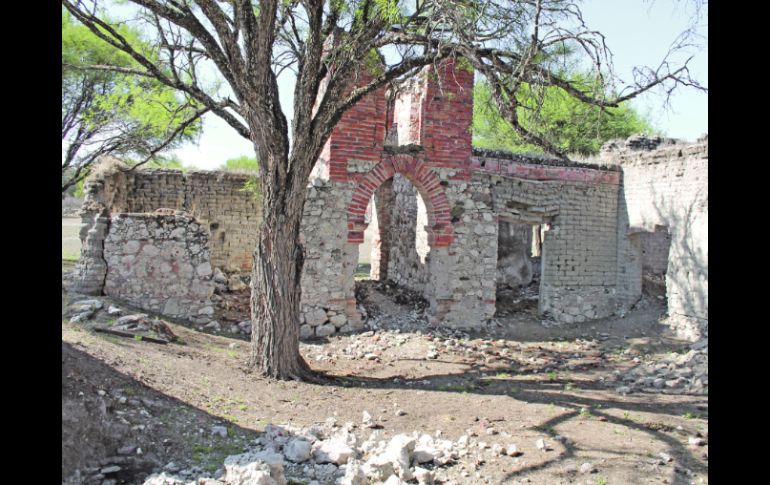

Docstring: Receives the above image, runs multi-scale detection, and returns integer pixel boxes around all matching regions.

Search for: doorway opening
[495,220,547,318]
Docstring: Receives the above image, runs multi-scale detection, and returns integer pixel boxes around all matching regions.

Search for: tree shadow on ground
[62,341,260,484]
[310,358,706,485]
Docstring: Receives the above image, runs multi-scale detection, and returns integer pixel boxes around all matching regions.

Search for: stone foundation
[102,211,215,323]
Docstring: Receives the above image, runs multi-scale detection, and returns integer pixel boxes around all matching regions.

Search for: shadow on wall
[651,185,708,339]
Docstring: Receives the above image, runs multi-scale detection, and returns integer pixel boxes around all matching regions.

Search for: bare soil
[62,262,707,485]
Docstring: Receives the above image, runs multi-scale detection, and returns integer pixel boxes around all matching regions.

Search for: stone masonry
[102,211,215,323]
[74,59,707,341]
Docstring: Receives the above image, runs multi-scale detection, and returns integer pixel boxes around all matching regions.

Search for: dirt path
[62,271,707,485]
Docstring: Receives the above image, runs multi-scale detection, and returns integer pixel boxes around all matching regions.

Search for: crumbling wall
[474,153,623,323]
[102,211,215,323]
[85,169,260,272]
[370,179,394,280]
[298,180,360,338]
[605,136,708,340]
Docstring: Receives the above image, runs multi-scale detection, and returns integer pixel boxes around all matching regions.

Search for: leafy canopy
[61,8,204,192]
[473,76,655,156]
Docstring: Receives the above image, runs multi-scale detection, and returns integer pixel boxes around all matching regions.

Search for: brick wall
[84,168,261,272]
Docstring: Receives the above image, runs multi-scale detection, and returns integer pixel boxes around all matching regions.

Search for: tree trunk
[248,192,314,380]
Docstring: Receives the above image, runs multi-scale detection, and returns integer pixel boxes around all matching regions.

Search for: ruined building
[73,60,708,341]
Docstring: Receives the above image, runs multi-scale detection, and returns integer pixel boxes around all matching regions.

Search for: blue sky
[172,0,708,169]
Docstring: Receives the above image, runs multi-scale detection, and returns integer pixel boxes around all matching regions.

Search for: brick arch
[346,153,453,246]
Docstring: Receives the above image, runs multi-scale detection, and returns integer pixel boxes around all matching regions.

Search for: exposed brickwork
[80,168,260,272]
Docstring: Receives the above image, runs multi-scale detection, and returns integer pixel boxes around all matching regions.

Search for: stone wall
[83,168,260,272]
[476,156,623,323]
[102,211,215,323]
[605,137,708,340]
[71,60,706,338]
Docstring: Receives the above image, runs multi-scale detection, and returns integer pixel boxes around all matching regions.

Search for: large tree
[62,8,205,193]
[62,0,705,380]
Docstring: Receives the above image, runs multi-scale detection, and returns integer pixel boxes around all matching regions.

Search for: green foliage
[220,156,259,173]
[62,8,203,190]
[472,76,655,156]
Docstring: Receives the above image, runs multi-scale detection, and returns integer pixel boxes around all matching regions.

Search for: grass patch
[192,442,244,472]
[441,383,474,393]
[62,252,80,262]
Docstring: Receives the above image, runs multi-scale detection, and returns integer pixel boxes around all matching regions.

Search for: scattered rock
[283,438,312,463]
[505,444,522,457]
[688,437,706,446]
[313,440,354,465]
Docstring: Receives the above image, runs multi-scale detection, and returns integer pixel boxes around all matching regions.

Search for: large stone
[383,434,416,481]
[305,308,328,327]
[315,324,336,338]
[299,324,314,339]
[338,459,367,485]
[313,440,354,465]
[224,450,286,485]
[283,438,312,463]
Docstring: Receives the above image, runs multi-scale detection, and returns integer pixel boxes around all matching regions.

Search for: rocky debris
[212,426,228,438]
[612,346,708,395]
[68,298,105,321]
[147,417,525,485]
[688,437,706,446]
[228,275,248,292]
[313,440,354,465]
[284,438,312,463]
[222,450,286,485]
[90,313,177,343]
[237,320,252,335]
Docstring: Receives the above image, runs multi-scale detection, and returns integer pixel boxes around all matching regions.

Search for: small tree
[63,0,705,380]
[61,8,206,193]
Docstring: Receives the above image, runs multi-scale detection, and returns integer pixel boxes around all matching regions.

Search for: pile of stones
[143,414,534,485]
[611,341,708,395]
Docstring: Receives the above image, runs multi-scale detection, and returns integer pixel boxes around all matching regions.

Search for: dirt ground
[62,261,707,485]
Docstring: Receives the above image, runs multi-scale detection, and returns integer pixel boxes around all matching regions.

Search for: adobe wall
[604,136,708,340]
[78,168,260,272]
[470,153,623,323]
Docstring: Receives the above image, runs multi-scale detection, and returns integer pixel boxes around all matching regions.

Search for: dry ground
[62,261,707,485]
